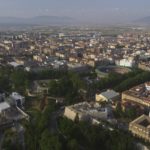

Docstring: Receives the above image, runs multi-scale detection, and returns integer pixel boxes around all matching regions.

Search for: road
[0,131,4,150]
[14,122,25,150]
[50,108,64,133]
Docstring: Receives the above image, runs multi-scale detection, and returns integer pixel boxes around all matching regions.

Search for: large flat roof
[123,82,150,102]
[0,102,10,113]
[100,90,119,99]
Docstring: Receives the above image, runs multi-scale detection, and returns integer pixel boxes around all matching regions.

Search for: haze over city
[0,0,150,24]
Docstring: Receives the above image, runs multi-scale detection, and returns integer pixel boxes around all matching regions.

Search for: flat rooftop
[139,119,150,127]
[123,82,150,102]
[130,114,150,129]
[70,102,107,114]
[0,107,28,126]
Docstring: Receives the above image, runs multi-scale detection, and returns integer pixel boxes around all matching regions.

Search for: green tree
[67,139,79,150]
[40,130,62,150]
[11,70,28,93]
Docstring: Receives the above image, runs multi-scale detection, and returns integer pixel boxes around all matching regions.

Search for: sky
[0,0,150,23]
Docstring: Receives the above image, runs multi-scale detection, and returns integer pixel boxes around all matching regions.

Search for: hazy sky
[0,0,150,23]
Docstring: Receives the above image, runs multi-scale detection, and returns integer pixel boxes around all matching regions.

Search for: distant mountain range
[1,15,150,26]
[135,16,150,25]
[0,16,75,25]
